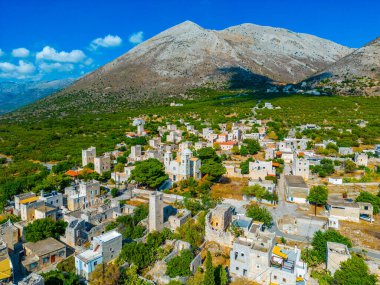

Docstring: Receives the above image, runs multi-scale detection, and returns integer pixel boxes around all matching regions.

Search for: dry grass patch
[339,219,380,250]
[211,177,248,200]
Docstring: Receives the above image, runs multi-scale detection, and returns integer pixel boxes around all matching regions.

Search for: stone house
[82,146,96,166]
[18,273,44,285]
[94,155,111,175]
[22,238,66,274]
[354,153,368,166]
[0,220,19,250]
[205,204,235,247]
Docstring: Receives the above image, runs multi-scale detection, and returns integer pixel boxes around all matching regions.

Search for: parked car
[359,214,375,222]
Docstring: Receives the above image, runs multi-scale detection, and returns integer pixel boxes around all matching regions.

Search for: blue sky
[0,0,379,82]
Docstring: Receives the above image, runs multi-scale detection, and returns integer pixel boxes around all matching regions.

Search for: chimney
[40,190,44,197]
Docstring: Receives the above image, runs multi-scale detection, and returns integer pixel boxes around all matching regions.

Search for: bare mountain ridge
[8,21,357,117]
[315,36,380,79]
[62,21,352,95]
[306,37,380,95]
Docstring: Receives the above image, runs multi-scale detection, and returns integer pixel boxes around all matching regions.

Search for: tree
[231,146,240,155]
[196,147,219,161]
[121,264,150,285]
[332,254,377,285]
[242,139,261,155]
[166,249,193,277]
[90,263,120,285]
[240,145,248,156]
[307,185,328,216]
[130,158,168,188]
[203,251,215,285]
[355,191,380,214]
[57,256,75,273]
[245,204,272,227]
[25,218,67,242]
[200,160,226,181]
[214,265,228,285]
[344,160,356,173]
[41,270,80,285]
[114,162,125,173]
[242,184,268,202]
[240,158,253,174]
[307,230,352,265]
[111,188,119,198]
[116,155,127,164]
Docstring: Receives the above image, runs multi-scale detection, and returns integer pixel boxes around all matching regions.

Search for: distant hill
[305,37,380,95]
[9,21,353,117]
[0,78,75,114]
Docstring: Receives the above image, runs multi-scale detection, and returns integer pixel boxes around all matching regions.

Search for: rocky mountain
[13,21,352,116]
[66,21,351,93]
[0,78,75,114]
[306,37,380,95]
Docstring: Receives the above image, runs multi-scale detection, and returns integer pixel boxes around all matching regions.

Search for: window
[42,257,49,263]
[94,261,97,266]
[59,251,65,257]
[283,278,286,282]
[273,275,277,280]
[241,253,244,257]
[236,267,239,270]
[30,262,38,269]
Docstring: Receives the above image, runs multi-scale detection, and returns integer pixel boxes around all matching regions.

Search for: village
[0,102,379,285]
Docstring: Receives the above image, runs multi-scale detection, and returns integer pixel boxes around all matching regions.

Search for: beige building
[65,180,100,211]
[22,238,66,274]
[0,220,19,250]
[328,201,373,223]
[249,160,275,180]
[94,155,111,175]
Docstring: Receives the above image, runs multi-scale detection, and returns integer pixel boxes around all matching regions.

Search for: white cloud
[0,60,36,79]
[12,47,30,58]
[39,62,74,73]
[36,46,86,63]
[129,31,144,44]
[90,34,122,50]
[0,49,4,57]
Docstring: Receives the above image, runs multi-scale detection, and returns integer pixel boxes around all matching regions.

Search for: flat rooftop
[76,248,102,263]
[24,237,65,256]
[95,230,121,243]
[285,175,308,188]
[327,242,350,255]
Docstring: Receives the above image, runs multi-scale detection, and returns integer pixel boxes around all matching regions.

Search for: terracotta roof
[65,170,79,177]
[272,162,280,167]
[65,169,94,177]
[216,141,237,146]
[276,151,282,155]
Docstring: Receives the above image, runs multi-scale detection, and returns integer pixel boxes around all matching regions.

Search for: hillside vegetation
[0,90,379,162]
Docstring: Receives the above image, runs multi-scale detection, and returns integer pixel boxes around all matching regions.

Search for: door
[51,255,56,263]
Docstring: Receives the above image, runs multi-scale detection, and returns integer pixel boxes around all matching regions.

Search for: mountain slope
[306,37,380,95]
[0,78,75,114]
[7,21,353,117]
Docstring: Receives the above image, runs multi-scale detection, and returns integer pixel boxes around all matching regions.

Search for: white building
[82,146,96,166]
[292,155,309,180]
[249,160,275,180]
[165,149,201,182]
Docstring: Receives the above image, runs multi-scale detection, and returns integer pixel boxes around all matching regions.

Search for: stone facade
[82,146,96,166]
